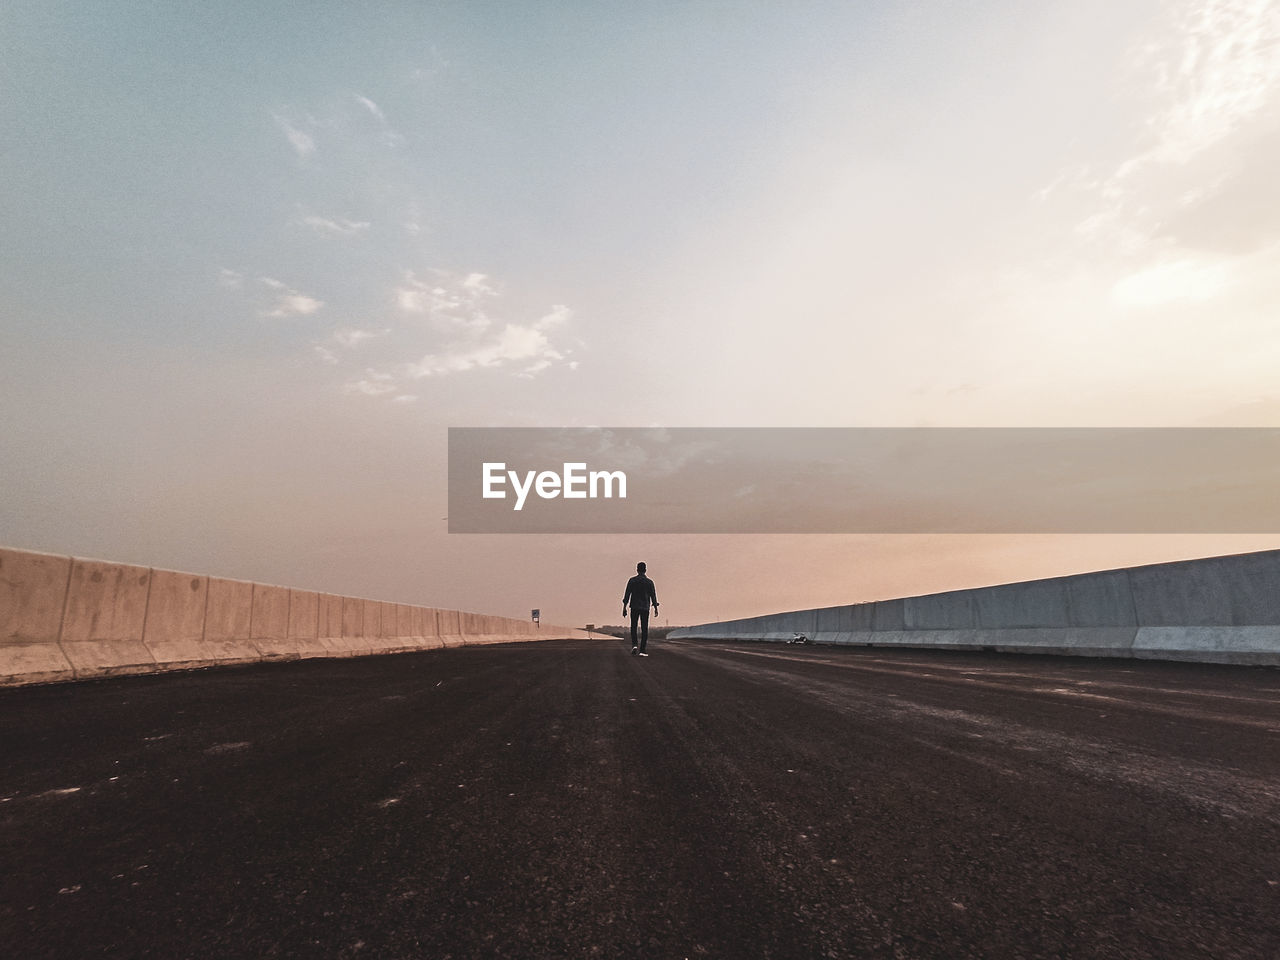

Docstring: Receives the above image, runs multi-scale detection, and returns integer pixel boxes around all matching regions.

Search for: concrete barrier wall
[670,548,1280,666]
[0,546,592,686]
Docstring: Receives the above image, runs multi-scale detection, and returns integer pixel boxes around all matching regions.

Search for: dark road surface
[3,639,1279,959]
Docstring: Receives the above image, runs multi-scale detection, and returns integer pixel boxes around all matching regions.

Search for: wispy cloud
[1136,0,1280,168]
[332,326,389,348]
[354,95,386,122]
[1063,0,1280,258]
[314,326,389,364]
[297,214,371,236]
[350,92,403,147]
[219,270,324,318]
[324,270,578,395]
[408,305,571,378]
[272,113,316,158]
[396,270,496,332]
[943,0,1280,415]
[260,277,323,318]
[266,293,323,318]
[344,371,398,396]
[343,373,417,404]
[1111,256,1233,307]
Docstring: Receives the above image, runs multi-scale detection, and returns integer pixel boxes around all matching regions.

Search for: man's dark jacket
[623,574,658,612]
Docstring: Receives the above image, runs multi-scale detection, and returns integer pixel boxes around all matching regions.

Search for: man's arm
[649,580,659,609]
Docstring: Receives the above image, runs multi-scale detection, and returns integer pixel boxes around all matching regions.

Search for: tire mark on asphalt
[665,644,1280,822]
[678,643,1280,734]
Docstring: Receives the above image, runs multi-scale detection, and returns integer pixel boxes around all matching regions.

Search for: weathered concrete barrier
[670,549,1280,666]
[0,546,592,686]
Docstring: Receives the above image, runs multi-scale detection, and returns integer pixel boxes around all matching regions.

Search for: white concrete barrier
[317,593,347,656]
[671,548,1280,666]
[288,589,329,659]
[0,546,593,686]
[201,577,262,666]
[60,559,155,678]
[142,569,213,670]
[0,548,74,683]
[438,609,464,648]
[250,583,293,660]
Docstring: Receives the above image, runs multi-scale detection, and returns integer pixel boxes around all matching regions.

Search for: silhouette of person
[623,561,659,656]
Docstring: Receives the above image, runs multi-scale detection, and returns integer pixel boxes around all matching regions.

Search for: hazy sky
[3,0,1280,627]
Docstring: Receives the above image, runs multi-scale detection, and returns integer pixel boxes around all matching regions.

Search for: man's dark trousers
[630,607,649,652]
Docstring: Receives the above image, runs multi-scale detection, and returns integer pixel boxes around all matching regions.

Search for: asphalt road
[2,639,1278,959]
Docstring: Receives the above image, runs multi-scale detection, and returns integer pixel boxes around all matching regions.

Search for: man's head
[637,562,646,574]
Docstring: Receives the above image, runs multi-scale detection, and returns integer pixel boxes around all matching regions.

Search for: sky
[3,0,1280,628]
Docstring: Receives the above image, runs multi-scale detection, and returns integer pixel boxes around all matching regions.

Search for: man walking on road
[623,562,659,657]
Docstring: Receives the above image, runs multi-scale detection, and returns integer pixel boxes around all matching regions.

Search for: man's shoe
[631,646,638,655]
[638,652,649,657]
